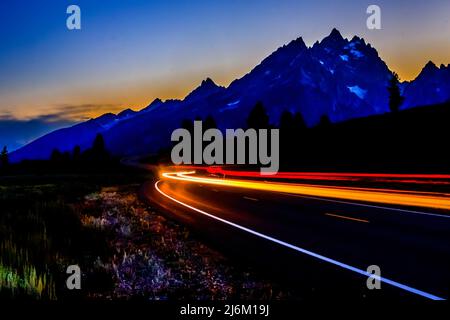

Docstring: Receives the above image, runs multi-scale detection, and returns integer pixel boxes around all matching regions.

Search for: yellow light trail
[161,171,450,211]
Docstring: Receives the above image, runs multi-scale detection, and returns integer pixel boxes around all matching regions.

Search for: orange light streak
[161,171,450,211]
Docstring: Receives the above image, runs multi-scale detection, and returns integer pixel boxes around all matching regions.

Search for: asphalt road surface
[140,169,450,301]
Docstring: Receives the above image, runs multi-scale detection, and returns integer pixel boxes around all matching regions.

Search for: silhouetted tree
[247,102,270,129]
[181,119,194,133]
[318,114,331,128]
[293,112,307,131]
[50,149,63,162]
[93,134,105,153]
[279,111,307,166]
[72,145,81,162]
[280,111,306,133]
[280,111,295,164]
[280,111,295,132]
[388,72,404,113]
[204,115,217,131]
[91,133,110,162]
[241,102,271,166]
[0,146,8,168]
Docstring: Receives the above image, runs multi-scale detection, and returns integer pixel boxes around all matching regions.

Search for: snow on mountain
[347,85,367,99]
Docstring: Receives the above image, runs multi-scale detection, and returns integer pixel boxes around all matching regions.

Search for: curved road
[140,168,450,300]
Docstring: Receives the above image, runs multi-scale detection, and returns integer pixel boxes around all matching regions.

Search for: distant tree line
[50,133,114,169]
[0,133,117,175]
[50,133,111,166]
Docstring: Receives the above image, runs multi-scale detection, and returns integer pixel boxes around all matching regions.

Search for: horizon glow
[1,0,450,122]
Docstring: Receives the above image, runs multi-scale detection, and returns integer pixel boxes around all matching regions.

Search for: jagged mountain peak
[150,97,163,105]
[312,28,348,53]
[261,36,307,62]
[350,35,366,45]
[140,98,163,112]
[94,112,116,122]
[286,36,307,49]
[417,61,439,78]
[254,36,308,69]
[424,60,438,70]
[200,77,218,88]
[184,77,224,101]
[117,108,136,118]
[324,28,344,42]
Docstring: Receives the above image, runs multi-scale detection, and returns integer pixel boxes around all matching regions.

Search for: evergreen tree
[280,111,295,163]
[73,145,81,162]
[388,72,404,113]
[293,112,307,132]
[280,111,307,137]
[280,111,295,132]
[0,146,8,167]
[91,133,109,162]
[247,102,270,129]
[318,114,331,128]
[181,119,194,133]
[50,149,63,162]
[93,134,105,153]
[279,111,307,165]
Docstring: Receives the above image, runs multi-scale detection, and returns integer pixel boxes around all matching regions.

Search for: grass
[0,168,290,300]
[0,183,79,299]
[0,261,55,299]
[0,170,147,300]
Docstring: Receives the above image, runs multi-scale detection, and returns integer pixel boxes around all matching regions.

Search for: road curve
[141,168,450,300]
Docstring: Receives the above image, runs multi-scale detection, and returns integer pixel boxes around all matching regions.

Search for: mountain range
[10,28,450,162]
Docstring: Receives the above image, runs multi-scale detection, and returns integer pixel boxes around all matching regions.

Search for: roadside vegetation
[0,161,289,300]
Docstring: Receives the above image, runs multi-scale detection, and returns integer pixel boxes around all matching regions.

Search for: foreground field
[0,174,290,300]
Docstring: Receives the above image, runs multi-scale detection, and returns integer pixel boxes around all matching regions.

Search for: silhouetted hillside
[281,102,450,172]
